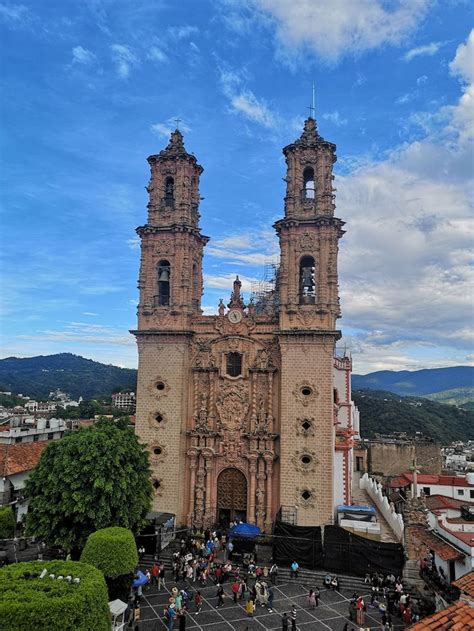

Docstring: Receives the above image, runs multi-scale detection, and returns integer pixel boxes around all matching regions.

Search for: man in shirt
[290,561,299,579]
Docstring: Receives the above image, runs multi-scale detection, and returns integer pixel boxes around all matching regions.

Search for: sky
[0,0,473,375]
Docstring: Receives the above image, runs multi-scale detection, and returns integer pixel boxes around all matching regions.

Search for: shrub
[0,506,16,539]
[80,527,138,578]
[0,560,110,631]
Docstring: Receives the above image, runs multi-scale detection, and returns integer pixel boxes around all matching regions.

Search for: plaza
[136,576,407,630]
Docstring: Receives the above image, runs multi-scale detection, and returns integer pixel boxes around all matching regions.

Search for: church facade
[133,118,359,531]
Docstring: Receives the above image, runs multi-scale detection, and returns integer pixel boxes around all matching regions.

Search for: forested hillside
[0,354,137,400]
[354,389,473,444]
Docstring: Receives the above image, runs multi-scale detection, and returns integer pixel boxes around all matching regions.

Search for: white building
[0,417,68,444]
[389,472,474,502]
[333,353,360,509]
[112,391,136,410]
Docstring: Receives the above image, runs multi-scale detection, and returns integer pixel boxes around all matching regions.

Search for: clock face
[228,309,242,324]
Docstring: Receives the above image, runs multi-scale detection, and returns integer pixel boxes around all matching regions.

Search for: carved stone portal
[217,468,248,522]
[216,381,249,431]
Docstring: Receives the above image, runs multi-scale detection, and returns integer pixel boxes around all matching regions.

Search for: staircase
[352,472,398,544]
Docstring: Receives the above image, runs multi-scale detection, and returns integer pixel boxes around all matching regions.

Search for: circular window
[301,386,313,397]
[153,447,162,456]
[301,455,312,465]
[153,479,161,490]
[156,382,166,391]
[301,420,312,432]
[155,414,164,424]
[301,490,312,501]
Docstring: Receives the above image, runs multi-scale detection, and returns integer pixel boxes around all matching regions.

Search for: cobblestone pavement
[136,578,407,630]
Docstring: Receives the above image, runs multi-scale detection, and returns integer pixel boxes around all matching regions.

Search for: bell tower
[134,129,208,519]
[275,117,345,526]
[137,129,209,330]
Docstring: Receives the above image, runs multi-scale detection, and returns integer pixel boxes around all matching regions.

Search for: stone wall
[368,440,442,477]
[360,473,404,542]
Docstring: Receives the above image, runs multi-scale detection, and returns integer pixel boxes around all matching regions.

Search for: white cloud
[219,68,278,128]
[204,273,258,293]
[110,44,138,78]
[17,322,135,347]
[167,25,199,39]
[72,46,96,66]
[151,118,191,139]
[126,237,140,250]
[0,2,28,22]
[403,40,445,61]
[416,74,428,85]
[322,110,347,126]
[82,312,98,317]
[449,29,474,84]
[147,46,168,63]
[250,0,431,62]
[336,34,474,360]
[207,230,279,266]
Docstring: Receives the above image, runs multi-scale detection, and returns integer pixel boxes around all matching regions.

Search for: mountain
[0,354,137,400]
[353,389,474,444]
[424,387,474,407]
[352,366,474,397]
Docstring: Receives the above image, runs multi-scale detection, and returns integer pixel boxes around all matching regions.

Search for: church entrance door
[217,468,247,526]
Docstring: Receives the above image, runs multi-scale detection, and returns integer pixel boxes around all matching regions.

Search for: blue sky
[0,0,473,374]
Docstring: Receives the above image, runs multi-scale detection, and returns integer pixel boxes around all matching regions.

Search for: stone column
[248,455,258,524]
[250,372,257,431]
[204,454,213,525]
[264,456,274,531]
[188,455,197,526]
[266,371,274,432]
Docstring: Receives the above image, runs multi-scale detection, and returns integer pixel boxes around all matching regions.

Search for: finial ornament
[174,117,182,130]
[307,82,316,119]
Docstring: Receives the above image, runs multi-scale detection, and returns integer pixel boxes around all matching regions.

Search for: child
[245,598,255,617]
[194,591,203,614]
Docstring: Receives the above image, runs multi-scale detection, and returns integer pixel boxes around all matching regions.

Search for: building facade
[134,118,358,530]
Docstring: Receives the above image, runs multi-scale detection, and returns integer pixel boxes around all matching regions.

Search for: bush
[80,527,138,578]
[0,560,110,631]
[0,506,16,539]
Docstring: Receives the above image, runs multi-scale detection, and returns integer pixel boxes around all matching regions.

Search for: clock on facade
[228,309,242,324]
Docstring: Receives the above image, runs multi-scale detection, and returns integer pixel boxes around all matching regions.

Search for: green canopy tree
[25,419,152,554]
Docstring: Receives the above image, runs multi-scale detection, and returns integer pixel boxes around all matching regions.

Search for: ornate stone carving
[292,449,319,474]
[296,487,316,508]
[295,417,315,437]
[295,309,319,327]
[192,341,216,369]
[147,410,167,428]
[216,381,249,431]
[148,376,169,398]
[297,231,318,253]
[293,380,318,407]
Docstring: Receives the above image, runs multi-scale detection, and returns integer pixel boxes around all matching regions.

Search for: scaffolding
[250,262,280,316]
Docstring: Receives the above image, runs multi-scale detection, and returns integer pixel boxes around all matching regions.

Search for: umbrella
[228,523,261,538]
[132,570,148,587]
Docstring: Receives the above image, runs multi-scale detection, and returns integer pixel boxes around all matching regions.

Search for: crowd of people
[126,531,422,630]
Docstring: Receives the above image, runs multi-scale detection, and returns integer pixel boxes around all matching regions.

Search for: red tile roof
[437,521,474,547]
[408,601,474,629]
[389,473,473,488]
[425,495,473,511]
[453,571,474,598]
[411,526,465,561]
[0,441,49,476]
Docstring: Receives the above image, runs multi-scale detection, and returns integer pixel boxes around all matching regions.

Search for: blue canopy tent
[228,523,261,538]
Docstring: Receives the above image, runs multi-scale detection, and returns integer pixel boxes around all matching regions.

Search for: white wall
[334,450,345,507]
[360,473,404,542]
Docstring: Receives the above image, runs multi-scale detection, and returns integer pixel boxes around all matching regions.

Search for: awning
[228,523,261,538]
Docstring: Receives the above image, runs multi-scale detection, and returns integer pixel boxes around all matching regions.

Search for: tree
[80,527,138,600]
[0,506,16,539]
[25,419,152,554]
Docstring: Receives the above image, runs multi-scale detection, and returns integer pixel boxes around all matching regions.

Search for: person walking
[177,609,186,631]
[151,562,159,587]
[245,598,255,617]
[308,589,316,610]
[194,591,203,614]
[270,562,278,585]
[231,578,240,603]
[314,586,320,607]
[290,605,297,630]
[158,563,166,590]
[268,586,275,612]
[281,612,289,630]
[290,561,299,579]
[216,583,224,608]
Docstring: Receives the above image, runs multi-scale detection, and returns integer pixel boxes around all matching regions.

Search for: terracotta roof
[408,601,474,630]
[0,441,49,476]
[426,495,473,511]
[389,473,473,489]
[411,526,465,561]
[437,521,474,547]
[453,571,474,598]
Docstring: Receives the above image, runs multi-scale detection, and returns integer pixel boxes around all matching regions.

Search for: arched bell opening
[299,256,316,304]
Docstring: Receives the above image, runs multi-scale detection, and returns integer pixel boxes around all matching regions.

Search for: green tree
[0,506,16,539]
[24,419,152,554]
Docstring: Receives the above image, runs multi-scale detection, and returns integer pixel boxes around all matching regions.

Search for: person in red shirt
[231,579,240,603]
[151,562,159,587]
[194,591,203,614]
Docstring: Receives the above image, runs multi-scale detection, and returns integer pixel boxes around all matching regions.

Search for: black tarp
[272,520,323,569]
[323,525,404,577]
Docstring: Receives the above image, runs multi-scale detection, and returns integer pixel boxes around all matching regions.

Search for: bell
[158,269,170,282]
[301,267,313,285]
